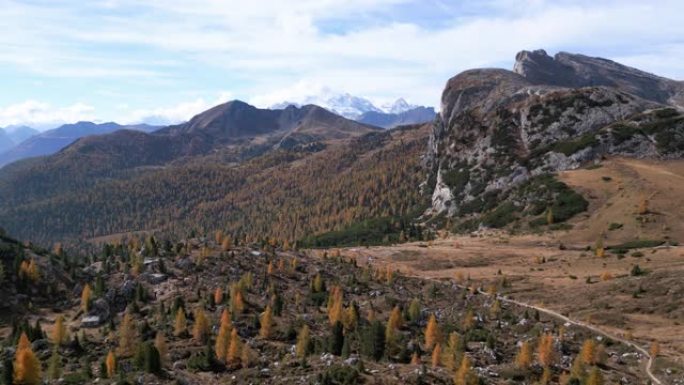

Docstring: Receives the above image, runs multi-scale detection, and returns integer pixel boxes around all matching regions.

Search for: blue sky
[1,0,683,129]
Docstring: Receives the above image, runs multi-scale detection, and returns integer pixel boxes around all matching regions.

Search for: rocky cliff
[426,49,684,229]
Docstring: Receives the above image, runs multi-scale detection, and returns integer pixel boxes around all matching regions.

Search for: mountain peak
[513,49,684,106]
[382,98,416,114]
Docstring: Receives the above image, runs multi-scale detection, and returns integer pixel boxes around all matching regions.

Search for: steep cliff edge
[426,49,684,230]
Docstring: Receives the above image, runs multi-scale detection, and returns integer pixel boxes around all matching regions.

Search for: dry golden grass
[343,158,684,364]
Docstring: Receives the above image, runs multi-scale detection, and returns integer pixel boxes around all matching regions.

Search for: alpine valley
[1,49,683,385]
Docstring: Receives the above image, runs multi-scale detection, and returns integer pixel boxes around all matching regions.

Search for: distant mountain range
[0,122,157,167]
[271,95,436,128]
[4,47,684,246]
[4,125,40,143]
[0,125,40,153]
[357,106,436,129]
[0,100,397,243]
[0,129,12,153]
[0,95,430,167]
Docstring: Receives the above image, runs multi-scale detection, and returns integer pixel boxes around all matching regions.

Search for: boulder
[87,298,111,322]
[80,315,103,328]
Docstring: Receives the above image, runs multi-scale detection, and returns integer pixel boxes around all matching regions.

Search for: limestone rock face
[513,49,684,108]
[426,49,684,221]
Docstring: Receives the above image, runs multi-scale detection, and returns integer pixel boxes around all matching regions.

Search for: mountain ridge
[2,49,684,247]
[425,49,684,231]
[0,121,158,167]
[271,93,436,127]
[357,106,436,129]
[2,125,40,144]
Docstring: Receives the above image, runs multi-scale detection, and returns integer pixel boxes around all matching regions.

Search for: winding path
[412,274,662,384]
[497,293,661,384]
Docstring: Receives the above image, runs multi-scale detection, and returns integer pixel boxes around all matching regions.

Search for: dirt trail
[411,273,662,384]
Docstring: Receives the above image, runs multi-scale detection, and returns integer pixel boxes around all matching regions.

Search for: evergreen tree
[362,320,385,361]
[341,335,351,359]
[47,348,62,380]
[586,367,604,385]
[1,358,12,385]
[94,273,106,297]
[407,298,421,323]
[271,292,284,316]
[328,321,344,356]
[134,342,161,374]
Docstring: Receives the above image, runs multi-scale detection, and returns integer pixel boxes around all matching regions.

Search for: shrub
[482,202,517,228]
[608,223,623,231]
[630,265,646,276]
[552,133,598,156]
[318,365,360,385]
[442,168,470,194]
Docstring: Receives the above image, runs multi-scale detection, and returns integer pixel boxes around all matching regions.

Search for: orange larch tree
[13,332,42,385]
[537,333,556,368]
[192,308,210,343]
[259,305,273,338]
[215,309,232,359]
[226,328,242,366]
[81,283,92,312]
[174,308,187,337]
[516,340,532,369]
[425,313,441,350]
[105,351,116,378]
[52,315,67,346]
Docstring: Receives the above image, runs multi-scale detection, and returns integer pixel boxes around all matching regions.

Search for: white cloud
[0,101,96,129]
[0,92,234,129]
[1,0,684,125]
[121,91,233,125]
[249,81,335,108]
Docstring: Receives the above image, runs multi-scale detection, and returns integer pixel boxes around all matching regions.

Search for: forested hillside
[0,125,430,247]
[0,230,656,384]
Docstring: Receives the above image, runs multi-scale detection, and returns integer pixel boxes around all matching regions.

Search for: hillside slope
[0,124,428,246]
[0,102,379,209]
[1,229,662,384]
[348,157,684,373]
[0,122,158,167]
[425,50,684,232]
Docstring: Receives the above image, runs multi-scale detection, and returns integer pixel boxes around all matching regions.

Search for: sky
[1,0,683,130]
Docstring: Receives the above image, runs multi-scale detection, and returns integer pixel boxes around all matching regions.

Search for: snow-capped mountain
[272,92,382,120]
[381,98,418,115]
[270,91,432,124]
